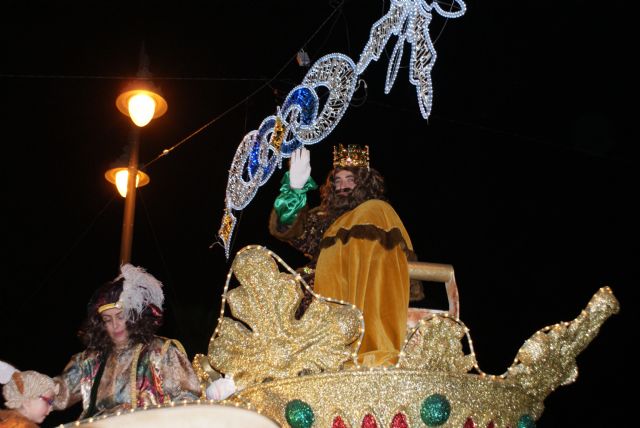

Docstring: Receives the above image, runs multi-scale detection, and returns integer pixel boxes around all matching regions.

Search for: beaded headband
[97,301,123,314]
[94,264,163,322]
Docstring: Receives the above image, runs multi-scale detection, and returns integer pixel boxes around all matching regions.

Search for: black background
[1,1,636,426]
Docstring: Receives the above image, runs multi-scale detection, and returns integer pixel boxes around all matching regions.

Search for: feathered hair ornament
[112,263,164,322]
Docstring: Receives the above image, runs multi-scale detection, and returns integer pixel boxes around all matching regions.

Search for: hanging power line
[0,73,276,82]
[0,197,116,321]
[142,3,349,169]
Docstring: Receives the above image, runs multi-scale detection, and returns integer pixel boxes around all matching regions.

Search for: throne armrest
[407,261,460,327]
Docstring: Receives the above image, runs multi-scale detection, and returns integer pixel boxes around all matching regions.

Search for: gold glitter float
[505,286,619,401]
[399,315,476,373]
[198,246,618,427]
[207,246,361,389]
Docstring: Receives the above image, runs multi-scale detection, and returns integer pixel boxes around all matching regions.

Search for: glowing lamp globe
[105,168,150,197]
[128,93,156,127]
[116,87,167,127]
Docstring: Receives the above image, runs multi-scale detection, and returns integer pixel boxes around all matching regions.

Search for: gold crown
[333,144,370,168]
[193,246,619,428]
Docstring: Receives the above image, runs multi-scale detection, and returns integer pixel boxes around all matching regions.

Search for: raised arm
[273,148,317,227]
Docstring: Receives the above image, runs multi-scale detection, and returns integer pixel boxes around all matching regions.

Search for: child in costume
[1,361,58,428]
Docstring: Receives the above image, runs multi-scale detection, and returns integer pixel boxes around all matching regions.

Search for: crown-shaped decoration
[194,245,619,428]
[333,144,370,169]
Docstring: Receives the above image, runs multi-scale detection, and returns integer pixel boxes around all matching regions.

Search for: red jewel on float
[332,416,347,428]
[361,413,377,428]
[390,413,408,428]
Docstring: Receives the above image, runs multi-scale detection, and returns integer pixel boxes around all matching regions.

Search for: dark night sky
[1,1,636,426]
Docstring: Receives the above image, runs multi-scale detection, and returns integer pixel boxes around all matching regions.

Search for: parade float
[191,246,618,428]
[60,1,620,426]
[65,245,618,428]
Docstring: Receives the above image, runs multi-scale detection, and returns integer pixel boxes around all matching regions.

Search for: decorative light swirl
[219,55,357,257]
[293,54,358,145]
[226,131,264,211]
[357,0,466,119]
[218,2,466,257]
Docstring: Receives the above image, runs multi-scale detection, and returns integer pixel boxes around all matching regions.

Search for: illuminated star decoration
[357,0,466,119]
[219,0,466,258]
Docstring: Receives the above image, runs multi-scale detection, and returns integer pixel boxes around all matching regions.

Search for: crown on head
[333,144,370,169]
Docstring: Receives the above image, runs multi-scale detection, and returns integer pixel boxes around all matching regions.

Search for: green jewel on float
[517,414,536,428]
[285,399,315,428]
[420,394,451,426]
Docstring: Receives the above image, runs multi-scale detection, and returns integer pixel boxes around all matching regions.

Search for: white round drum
[61,403,279,428]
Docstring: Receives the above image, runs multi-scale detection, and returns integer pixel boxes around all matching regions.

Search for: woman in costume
[52,264,201,419]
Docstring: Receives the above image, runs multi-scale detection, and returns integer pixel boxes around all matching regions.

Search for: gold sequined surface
[208,246,362,389]
[504,286,620,400]
[201,246,619,426]
[233,369,541,427]
[399,315,476,373]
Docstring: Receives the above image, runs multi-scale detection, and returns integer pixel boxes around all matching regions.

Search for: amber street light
[104,167,150,198]
[108,51,167,265]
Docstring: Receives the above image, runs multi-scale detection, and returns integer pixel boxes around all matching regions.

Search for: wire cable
[143,3,348,170]
[0,196,116,320]
[0,74,275,82]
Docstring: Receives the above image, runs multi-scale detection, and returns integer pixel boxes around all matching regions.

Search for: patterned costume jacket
[53,336,200,418]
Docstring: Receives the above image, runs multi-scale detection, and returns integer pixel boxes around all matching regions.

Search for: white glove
[205,376,236,401]
[289,147,311,189]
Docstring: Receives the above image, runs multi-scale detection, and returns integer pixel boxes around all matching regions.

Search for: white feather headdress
[116,263,164,322]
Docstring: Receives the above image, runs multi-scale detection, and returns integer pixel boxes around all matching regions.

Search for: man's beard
[327,189,360,219]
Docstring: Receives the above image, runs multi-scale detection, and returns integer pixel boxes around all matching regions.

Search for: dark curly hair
[78,278,163,354]
[320,166,387,218]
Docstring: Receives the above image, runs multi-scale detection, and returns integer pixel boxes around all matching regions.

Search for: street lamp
[116,85,168,127]
[104,167,150,197]
[109,55,167,265]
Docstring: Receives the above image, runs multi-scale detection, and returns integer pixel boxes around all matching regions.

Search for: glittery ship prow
[190,246,619,428]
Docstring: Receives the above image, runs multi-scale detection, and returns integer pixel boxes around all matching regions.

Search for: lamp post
[109,52,167,265]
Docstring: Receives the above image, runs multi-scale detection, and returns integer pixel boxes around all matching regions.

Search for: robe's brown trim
[319,224,417,260]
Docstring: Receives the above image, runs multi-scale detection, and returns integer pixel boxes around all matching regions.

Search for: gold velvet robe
[270,199,414,366]
[314,199,413,366]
